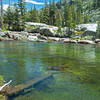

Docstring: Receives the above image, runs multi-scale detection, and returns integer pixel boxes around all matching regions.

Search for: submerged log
[0,74,52,96]
[0,80,12,91]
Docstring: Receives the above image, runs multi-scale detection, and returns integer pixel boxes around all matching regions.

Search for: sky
[3,0,60,10]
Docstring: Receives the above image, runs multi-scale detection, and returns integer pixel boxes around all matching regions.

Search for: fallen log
[0,80,12,91]
[0,74,52,96]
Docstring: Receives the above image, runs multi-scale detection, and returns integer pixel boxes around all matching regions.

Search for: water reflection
[0,41,100,100]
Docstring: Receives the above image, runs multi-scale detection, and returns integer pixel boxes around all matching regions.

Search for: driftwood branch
[0,80,12,91]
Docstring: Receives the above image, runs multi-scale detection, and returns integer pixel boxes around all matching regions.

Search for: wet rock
[63,39,71,43]
[37,35,47,40]
[95,39,100,43]
[0,36,4,41]
[47,66,60,71]
[38,40,47,42]
[77,40,95,44]
[48,37,60,42]
[70,40,77,43]
[12,34,22,40]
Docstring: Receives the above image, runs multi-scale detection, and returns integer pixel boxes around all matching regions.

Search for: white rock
[48,37,60,41]
[95,39,100,43]
[76,23,97,32]
[78,40,95,44]
[26,22,47,27]
[28,36,38,41]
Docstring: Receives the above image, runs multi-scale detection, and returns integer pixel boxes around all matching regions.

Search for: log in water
[0,74,52,97]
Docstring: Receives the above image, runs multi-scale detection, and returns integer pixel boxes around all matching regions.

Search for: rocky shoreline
[0,31,100,45]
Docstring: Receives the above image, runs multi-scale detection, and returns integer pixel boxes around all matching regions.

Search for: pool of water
[0,41,100,100]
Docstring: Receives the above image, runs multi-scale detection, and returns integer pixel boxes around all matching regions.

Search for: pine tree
[93,0,100,9]
[71,3,77,29]
[17,0,26,31]
[64,2,69,27]
[12,4,20,31]
[76,0,84,24]
[0,0,3,29]
[30,6,40,23]
[56,10,62,34]
[96,20,100,38]
[84,14,90,23]
[49,0,57,25]
[4,7,12,30]
[56,10,62,28]
[40,2,49,24]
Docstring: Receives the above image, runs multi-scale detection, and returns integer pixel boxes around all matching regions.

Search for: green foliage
[92,0,100,9]
[2,0,100,33]
[64,2,77,30]
[34,38,40,42]
[2,24,8,31]
[56,10,62,28]
[17,0,26,31]
[26,25,37,32]
[76,0,84,24]
[96,20,100,38]
[0,75,3,85]
[49,0,58,26]
[3,0,26,31]
[84,14,90,23]
[29,6,40,23]
[40,2,49,24]
[3,7,12,30]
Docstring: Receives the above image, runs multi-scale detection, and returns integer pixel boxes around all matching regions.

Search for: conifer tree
[56,10,62,28]
[0,0,3,29]
[49,0,57,25]
[64,2,69,27]
[71,3,77,29]
[96,20,100,38]
[30,6,40,23]
[4,7,12,30]
[12,4,20,31]
[93,0,100,9]
[17,0,26,31]
[76,0,84,24]
[56,10,62,34]
[84,14,90,23]
[40,1,49,24]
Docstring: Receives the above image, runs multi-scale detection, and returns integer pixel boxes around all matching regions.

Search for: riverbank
[0,31,100,45]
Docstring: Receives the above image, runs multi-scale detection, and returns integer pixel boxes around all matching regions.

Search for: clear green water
[0,41,100,100]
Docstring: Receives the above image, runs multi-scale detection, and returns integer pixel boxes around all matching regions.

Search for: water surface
[0,41,100,100]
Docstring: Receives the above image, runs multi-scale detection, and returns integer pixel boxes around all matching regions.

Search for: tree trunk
[0,0,3,29]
